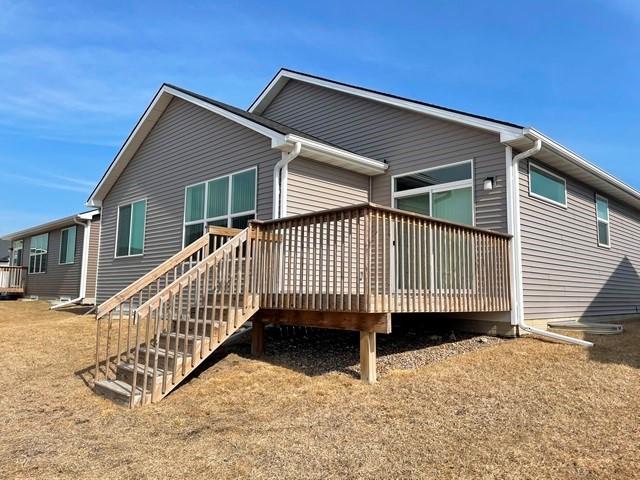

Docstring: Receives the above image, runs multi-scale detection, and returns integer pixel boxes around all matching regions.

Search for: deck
[93,203,512,406]
[0,266,26,295]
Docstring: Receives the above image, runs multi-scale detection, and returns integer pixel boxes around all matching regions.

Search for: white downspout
[51,217,90,310]
[508,140,593,347]
[272,142,302,218]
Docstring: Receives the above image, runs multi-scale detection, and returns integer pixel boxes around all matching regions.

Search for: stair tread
[118,362,168,377]
[139,346,192,358]
[95,379,144,397]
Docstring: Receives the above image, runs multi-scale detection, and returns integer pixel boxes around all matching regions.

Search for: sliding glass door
[391,161,474,292]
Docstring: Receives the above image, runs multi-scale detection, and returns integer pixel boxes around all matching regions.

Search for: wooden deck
[0,266,26,295]
[93,204,512,406]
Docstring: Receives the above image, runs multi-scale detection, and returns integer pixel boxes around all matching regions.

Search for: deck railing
[252,203,512,313]
[0,266,27,294]
[94,226,240,385]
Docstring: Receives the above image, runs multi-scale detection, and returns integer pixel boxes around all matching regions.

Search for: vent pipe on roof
[508,140,593,347]
[272,142,302,218]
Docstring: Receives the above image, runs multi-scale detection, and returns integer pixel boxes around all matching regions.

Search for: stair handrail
[130,227,253,406]
[96,234,211,319]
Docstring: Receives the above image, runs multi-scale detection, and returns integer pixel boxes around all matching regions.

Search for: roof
[2,210,99,241]
[87,84,388,206]
[250,68,524,131]
[249,68,640,210]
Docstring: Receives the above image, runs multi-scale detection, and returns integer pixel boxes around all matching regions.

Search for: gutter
[507,139,593,347]
[272,141,301,218]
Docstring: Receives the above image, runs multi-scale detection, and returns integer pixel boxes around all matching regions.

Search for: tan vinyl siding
[519,158,640,320]
[96,97,280,303]
[18,223,84,299]
[263,80,508,232]
[286,157,370,215]
[84,216,101,301]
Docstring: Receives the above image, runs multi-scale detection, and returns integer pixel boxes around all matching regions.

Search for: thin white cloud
[1,172,90,193]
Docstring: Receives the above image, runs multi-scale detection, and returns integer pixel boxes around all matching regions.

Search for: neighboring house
[0,240,10,265]
[1,210,101,303]
[86,69,639,406]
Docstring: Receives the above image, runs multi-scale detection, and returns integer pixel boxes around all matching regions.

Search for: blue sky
[1,0,638,234]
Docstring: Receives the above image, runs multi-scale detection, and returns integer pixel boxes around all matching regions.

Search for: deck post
[359,331,376,384]
[251,319,265,356]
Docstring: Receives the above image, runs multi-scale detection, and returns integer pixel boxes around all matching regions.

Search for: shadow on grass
[193,316,491,379]
[585,320,640,369]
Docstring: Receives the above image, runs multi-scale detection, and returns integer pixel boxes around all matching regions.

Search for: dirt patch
[0,301,638,479]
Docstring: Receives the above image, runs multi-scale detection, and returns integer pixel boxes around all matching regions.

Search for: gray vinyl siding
[84,216,101,301]
[519,158,640,320]
[263,80,508,232]
[18,223,85,299]
[286,156,370,215]
[96,97,281,303]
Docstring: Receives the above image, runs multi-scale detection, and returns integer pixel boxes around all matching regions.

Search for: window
[11,240,23,266]
[529,162,567,207]
[29,233,48,274]
[183,168,257,246]
[596,195,610,247]
[59,226,77,264]
[116,199,146,257]
[392,161,474,225]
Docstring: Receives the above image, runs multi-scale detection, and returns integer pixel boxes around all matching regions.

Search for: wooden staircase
[94,227,259,407]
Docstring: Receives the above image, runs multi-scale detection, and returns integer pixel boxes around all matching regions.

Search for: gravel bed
[208,319,507,379]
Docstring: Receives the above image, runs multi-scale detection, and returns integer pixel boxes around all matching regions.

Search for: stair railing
[127,226,255,406]
[94,226,240,387]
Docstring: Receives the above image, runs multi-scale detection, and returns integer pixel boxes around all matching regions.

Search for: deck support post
[359,331,376,384]
[251,319,265,356]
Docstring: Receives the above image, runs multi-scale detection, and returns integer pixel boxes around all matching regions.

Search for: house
[87,69,640,407]
[1,210,101,305]
[0,240,9,265]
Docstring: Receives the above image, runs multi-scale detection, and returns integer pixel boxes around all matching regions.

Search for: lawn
[0,301,638,479]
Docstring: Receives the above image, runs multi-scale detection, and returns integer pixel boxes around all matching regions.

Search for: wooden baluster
[115,304,122,365]
[163,291,174,393]
[340,210,348,312]
[141,305,153,405]
[191,268,201,366]
[332,213,338,311]
[104,311,113,379]
[173,283,184,381]
[94,316,101,382]
[127,298,133,361]
[304,219,311,311]
[211,259,221,348]
[130,309,142,408]
[151,302,164,403]
[347,210,353,311]
[293,219,300,310]
[220,249,230,338]
[234,238,243,326]
[382,212,387,312]
[356,211,361,312]
[183,277,192,376]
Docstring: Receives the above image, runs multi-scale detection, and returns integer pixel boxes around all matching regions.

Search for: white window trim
[390,159,475,226]
[28,233,49,275]
[114,198,147,258]
[595,194,611,249]
[182,166,258,247]
[528,161,568,208]
[58,226,76,265]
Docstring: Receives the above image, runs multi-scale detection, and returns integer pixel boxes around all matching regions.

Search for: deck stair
[94,227,258,407]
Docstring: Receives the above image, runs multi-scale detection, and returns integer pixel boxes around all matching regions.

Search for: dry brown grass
[0,301,638,480]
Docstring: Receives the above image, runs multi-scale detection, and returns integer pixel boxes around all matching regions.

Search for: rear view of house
[83,69,639,407]
[1,210,101,305]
